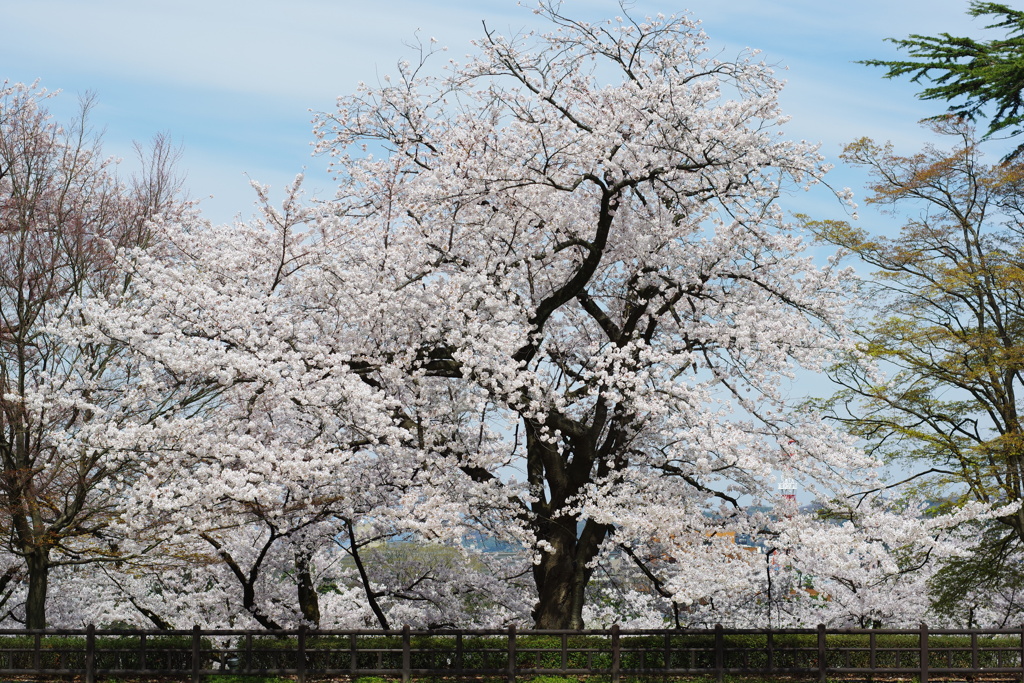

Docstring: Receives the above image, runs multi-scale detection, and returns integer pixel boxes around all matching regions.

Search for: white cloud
[0,0,995,226]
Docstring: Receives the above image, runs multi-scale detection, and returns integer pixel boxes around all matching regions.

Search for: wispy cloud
[0,0,990,224]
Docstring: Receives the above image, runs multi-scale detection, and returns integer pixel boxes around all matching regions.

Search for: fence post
[191,624,201,683]
[402,625,411,683]
[817,624,826,683]
[973,630,979,671]
[611,624,621,683]
[298,624,307,683]
[714,624,724,683]
[507,624,516,683]
[1019,623,1023,683]
[85,624,96,683]
[920,623,929,683]
[457,632,464,677]
[767,629,774,674]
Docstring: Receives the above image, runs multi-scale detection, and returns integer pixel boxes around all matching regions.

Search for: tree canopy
[66,4,881,629]
[0,6,1003,631]
[863,2,1024,158]
[810,117,1024,609]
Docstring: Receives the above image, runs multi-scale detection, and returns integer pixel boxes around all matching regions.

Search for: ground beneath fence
[2,677,1024,683]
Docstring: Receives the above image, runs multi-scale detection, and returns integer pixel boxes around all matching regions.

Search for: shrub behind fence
[1,623,1022,682]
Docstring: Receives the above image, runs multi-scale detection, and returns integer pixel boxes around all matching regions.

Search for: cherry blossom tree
[71,4,882,628]
[581,496,1010,629]
[760,498,1005,628]
[62,180,533,629]
[307,3,870,628]
[0,82,186,627]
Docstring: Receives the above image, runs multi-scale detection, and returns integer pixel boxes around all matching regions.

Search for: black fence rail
[0,623,1023,682]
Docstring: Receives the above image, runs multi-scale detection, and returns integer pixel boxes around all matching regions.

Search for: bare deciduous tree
[0,81,185,627]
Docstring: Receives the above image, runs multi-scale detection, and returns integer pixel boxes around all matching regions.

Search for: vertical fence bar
[349,633,357,675]
[456,632,464,677]
[402,625,411,683]
[33,631,40,672]
[817,624,827,683]
[562,633,568,672]
[611,624,621,683]
[246,632,253,674]
[767,629,774,674]
[870,630,877,677]
[919,623,929,683]
[1020,624,1024,683]
[714,624,724,683]
[297,625,307,683]
[973,631,979,671]
[191,625,201,683]
[140,632,146,671]
[507,624,516,683]
[664,631,671,673]
[85,624,96,683]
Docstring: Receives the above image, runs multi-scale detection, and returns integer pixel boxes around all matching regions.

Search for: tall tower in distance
[778,478,797,504]
[778,439,798,511]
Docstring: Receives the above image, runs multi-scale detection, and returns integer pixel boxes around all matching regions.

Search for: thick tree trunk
[532,535,585,628]
[24,550,48,629]
[295,552,321,628]
[531,516,609,628]
[524,412,615,629]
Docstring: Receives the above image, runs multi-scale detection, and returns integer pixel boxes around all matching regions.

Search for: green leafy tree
[863,2,1024,158]
[810,118,1024,603]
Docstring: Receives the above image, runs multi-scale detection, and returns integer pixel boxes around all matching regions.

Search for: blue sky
[0,0,986,227]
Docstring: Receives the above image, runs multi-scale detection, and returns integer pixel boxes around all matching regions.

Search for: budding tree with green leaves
[810,117,1024,616]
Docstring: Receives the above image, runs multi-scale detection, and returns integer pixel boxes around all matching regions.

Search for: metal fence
[0,623,1022,682]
